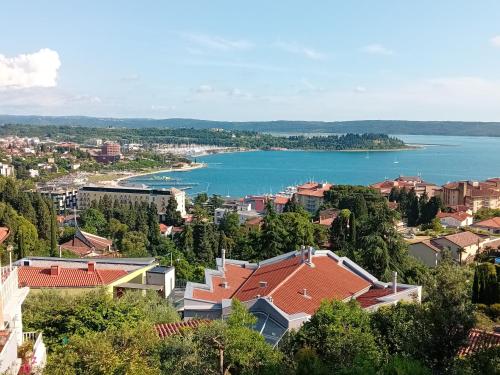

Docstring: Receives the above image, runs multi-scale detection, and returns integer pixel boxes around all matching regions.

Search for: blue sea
[123,135,500,197]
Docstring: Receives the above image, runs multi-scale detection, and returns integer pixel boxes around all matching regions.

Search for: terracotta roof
[0,227,10,244]
[296,182,332,198]
[458,329,500,356]
[245,217,263,226]
[412,240,442,253]
[442,231,482,248]
[18,265,127,288]
[192,263,254,302]
[159,223,169,233]
[473,217,500,229]
[60,229,113,257]
[437,211,471,222]
[318,217,334,227]
[155,320,209,338]
[273,196,289,205]
[357,287,400,308]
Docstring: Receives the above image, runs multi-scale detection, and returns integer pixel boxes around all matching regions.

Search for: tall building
[442,180,500,213]
[370,175,441,198]
[94,142,122,163]
[294,182,332,213]
[0,264,46,373]
[77,185,186,219]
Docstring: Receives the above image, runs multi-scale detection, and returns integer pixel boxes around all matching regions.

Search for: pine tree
[406,189,420,227]
[50,205,58,257]
[165,196,182,226]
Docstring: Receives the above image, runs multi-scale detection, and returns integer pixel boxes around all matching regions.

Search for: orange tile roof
[155,320,209,338]
[273,196,289,205]
[437,211,471,222]
[442,231,482,248]
[0,227,10,244]
[266,256,371,315]
[18,266,127,288]
[191,264,253,302]
[474,217,500,229]
[159,223,169,233]
[458,329,500,356]
[357,287,400,308]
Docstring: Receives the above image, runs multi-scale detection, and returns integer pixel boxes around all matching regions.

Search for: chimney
[221,280,229,289]
[300,245,305,263]
[50,265,60,276]
[392,271,397,294]
[87,262,96,273]
[221,248,226,270]
[302,288,308,297]
[306,246,315,267]
[259,281,268,288]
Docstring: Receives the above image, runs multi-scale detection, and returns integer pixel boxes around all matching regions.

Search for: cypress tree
[50,205,58,257]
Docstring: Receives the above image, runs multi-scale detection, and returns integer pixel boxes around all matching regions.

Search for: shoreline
[96,162,207,186]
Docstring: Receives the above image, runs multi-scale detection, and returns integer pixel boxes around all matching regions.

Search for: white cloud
[275,41,325,60]
[0,48,61,89]
[183,33,253,51]
[361,44,394,55]
[490,35,500,48]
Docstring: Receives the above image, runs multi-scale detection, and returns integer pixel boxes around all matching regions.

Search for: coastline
[97,162,207,186]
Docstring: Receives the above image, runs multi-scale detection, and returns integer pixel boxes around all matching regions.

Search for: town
[0,131,498,374]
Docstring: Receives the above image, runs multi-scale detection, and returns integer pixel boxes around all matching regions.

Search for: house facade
[370,176,441,198]
[0,265,46,374]
[294,182,332,213]
[472,217,500,234]
[183,248,421,345]
[436,211,473,228]
[409,231,484,266]
[442,180,500,213]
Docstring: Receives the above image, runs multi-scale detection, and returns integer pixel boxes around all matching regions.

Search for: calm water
[124,135,500,197]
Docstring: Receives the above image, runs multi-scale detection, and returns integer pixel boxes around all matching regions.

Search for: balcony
[19,332,46,374]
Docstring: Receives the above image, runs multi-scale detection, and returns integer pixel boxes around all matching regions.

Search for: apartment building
[0,264,46,374]
[294,182,332,213]
[77,185,186,219]
[370,175,441,198]
[442,180,500,213]
[0,163,14,177]
[38,186,78,214]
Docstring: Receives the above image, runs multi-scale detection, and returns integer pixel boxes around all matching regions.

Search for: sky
[1,1,500,121]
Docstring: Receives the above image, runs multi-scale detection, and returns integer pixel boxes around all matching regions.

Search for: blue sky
[1,1,500,121]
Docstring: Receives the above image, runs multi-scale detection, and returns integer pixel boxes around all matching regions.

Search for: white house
[0,264,46,374]
[0,164,14,177]
[436,211,473,228]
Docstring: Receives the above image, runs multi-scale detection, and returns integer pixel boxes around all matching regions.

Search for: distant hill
[1,115,500,136]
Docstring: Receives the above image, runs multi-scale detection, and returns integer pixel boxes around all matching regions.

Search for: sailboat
[393,157,399,164]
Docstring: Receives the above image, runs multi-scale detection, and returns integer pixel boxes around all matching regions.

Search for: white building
[214,203,260,225]
[0,265,46,374]
[0,163,14,177]
[436,211,473,228]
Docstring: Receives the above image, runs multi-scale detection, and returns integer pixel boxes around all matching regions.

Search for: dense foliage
[0,124,408,151]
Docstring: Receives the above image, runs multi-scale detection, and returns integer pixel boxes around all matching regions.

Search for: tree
[178,224,195,260]
[329,209,351,253]
[147,203,162,254]
[219,211,240,239]
[278,212,315,251]
[406,189,420,226]
[472,263,499,305]
[291,300,381,372]
[165,196,182,226]
[49,205,58,257]
[81,208,107,235]
[121,231,149,257]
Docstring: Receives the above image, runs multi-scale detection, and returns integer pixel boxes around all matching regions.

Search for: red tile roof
[159,223,169,233]
[474,217,500,229]
[458,329,500,356]
[437,211,471,222]
[296,182,332,198]
[60,229,112,257]
[274,196,289,205]
[192,264,254,302]
[442,231,482,248]
[192,253,373,316]
[356,287,400,308]
[18,265,127,288]
[0,227,10,244]
[155,320,209,338]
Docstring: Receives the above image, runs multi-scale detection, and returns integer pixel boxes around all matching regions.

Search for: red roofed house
[458,329,500,356]
[15,257,175,297]
[59,229,113,258]
[409,231,485,267]
[0,227,10,245]
[442,180,500,213]
[436,211,473,228]
[295,182,333,213]
[155,320,208,338]
[472,217,500,234]
[371,176,441,198]
[183,248,422,345]
[273,196,289,214]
